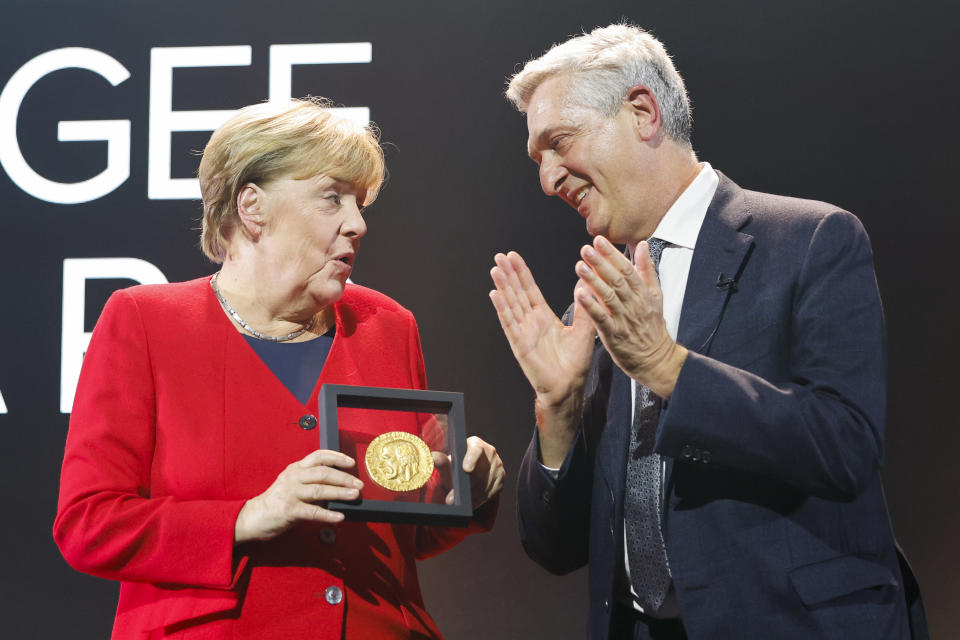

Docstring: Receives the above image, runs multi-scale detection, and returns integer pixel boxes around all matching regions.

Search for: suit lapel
[676,173,754,355]
[662,174,753,503]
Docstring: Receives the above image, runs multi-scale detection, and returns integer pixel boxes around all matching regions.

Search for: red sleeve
[53,289,248,589]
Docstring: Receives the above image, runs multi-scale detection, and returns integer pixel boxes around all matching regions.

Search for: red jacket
[54,277,495,639]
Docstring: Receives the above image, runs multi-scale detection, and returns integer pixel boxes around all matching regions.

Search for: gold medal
[365,431,434,492]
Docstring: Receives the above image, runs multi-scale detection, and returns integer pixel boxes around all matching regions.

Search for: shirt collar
[624,162,719,261]
[649,162,718,250]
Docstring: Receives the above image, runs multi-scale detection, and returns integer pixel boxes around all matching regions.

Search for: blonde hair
[198,97,385,262]
[506,23,692,146]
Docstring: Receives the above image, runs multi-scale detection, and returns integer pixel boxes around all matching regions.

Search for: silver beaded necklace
[210,272,314,342]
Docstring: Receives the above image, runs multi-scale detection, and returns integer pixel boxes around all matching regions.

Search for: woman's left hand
[456,436,505,510]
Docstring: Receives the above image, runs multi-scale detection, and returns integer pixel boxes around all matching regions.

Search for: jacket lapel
[676,173,754,355]
[662,174,753,503]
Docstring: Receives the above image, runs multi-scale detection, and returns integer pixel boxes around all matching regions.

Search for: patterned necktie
[624,237,671,612]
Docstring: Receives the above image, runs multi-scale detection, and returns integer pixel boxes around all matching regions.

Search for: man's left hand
[574,235,688,398]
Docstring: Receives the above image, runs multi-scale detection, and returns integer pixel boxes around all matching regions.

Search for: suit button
[681,445,694,460]
[324,586,343,605]
[318,528,337,544]
[603,599,609,610]
[701,451,712,464]
[691,449,701,462]
[299,414,317,430]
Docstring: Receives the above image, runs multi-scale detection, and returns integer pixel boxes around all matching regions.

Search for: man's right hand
[489,251,594,467]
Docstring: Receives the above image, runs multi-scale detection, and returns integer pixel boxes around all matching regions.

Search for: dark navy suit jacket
[517,174,927,640]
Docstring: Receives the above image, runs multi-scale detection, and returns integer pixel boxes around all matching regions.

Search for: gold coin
[365,431,434,492]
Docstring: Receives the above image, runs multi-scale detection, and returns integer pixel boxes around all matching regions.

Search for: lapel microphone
[715,272,738,292]
[700,272,740,353]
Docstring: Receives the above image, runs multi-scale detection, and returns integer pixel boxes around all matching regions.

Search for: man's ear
[236,183,266,237]
[624,84,662,142]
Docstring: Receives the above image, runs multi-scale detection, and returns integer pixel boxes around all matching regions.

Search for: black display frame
[318,384,473,526]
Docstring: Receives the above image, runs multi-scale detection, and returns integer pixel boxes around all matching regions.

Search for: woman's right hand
[234,449,363,543]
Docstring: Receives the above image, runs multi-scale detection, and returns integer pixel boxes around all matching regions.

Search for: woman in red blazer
[54,98,504,639]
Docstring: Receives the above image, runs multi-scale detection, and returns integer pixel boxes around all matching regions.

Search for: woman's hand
[234,449,363,543]
[436,436,504,510]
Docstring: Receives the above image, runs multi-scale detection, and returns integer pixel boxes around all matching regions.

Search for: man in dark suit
[489,23,926,640]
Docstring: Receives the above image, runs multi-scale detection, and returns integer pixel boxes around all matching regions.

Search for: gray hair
[506,23,692,146]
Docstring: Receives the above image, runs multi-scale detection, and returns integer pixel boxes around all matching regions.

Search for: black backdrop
[1,1,957,638]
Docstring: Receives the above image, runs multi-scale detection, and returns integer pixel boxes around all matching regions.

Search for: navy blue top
[243,329,335,405]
